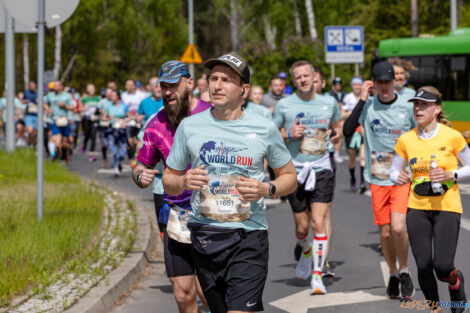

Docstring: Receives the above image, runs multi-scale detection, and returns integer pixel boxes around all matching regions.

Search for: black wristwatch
[136,173,142,184]
[268,182,276,196]
[453,171,458,182]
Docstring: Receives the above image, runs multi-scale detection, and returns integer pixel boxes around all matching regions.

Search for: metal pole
[450,0,457,30]
[188,0,194,79]
[37,0,45,221]
[230,0,238,51]
[330,64,335,83]
[354,63,359,76]
[5,9,15,152]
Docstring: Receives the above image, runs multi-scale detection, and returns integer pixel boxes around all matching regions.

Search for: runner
[343,61,416,300]
[387,57,417,99]
[102,89,129,176]
[261,76,287,114]
[133,60,211,313]
[342,76,366,193]
[23,81,39,147]
[98,87,113,168]
[44,81,75,161]
[136,77,163,122]
[391,87,468,313]
[81,83,101,162]
[163,52,297,313]
[245,85,272,120]
[274,60,341,295]
[328,77,347,164]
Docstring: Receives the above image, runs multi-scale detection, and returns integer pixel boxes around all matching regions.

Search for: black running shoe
[387,276,400,299]
[400,272,415,300]
[294,243,302,262]
[449,270,466,313]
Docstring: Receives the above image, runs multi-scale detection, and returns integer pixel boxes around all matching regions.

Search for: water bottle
[430,154,444,194]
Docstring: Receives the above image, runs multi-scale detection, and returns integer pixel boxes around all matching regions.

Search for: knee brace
[439,268,458,284]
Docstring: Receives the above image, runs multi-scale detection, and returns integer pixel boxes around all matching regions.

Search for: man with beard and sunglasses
[132,61,211,313]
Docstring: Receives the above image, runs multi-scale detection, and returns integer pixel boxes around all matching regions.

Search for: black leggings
[82,118,98,152]
[406,208,461,302]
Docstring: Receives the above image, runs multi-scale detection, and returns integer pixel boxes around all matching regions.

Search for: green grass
[0,149,104,305]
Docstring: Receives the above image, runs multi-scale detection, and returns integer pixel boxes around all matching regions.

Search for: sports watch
[268,182,276,196]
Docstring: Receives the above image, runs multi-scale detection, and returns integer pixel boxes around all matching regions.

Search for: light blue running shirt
[273,93,341,172]
[359,93,417,186]
[166,109,291,231]
[45,91,74,118]
[244,102,272,120]
[398,86,415,100]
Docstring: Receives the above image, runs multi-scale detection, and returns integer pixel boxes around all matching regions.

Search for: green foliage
[0,149,103,304]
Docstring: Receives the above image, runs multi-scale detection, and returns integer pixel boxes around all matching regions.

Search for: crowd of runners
[1,53,468,313]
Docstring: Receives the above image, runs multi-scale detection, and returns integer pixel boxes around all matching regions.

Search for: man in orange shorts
[343,61,416,300]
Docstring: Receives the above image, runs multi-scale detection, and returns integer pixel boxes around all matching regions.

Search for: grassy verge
[0,149,104,306]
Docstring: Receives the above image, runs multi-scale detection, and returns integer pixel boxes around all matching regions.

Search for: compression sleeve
[390,153,408,184]
[456,145,470,181]
[343,99,365,137]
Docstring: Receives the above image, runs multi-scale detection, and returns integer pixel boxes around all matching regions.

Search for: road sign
[0,3,37,33]
[180,44,202,64]
[324,25,364,64]
[3,0,79,29]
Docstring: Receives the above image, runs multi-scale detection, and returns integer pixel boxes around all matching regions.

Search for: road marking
[269,289,386,313]
[461,217,470,232]
[380,261,390,287]
[96,164,131,175]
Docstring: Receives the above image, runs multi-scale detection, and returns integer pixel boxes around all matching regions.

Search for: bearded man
[132,60,211,313]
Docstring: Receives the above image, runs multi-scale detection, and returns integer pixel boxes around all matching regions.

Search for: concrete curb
[65,193,155,313]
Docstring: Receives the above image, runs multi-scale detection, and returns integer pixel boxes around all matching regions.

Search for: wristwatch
[136,173,142,184]
[268,182,276,196]
[453,171,458,182]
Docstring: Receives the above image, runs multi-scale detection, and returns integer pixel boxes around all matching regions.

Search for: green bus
[378,28,470,139]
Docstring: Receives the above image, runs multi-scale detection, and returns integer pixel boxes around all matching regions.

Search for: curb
[65,193,155,313]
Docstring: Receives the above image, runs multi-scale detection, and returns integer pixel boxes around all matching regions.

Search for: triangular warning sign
[180,44,203,64]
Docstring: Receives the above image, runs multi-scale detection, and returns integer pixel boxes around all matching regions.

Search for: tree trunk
[305,0,317,41]
[230,0,238,51]
[292,0,302,37]
[263,16,277,49]
[23,34,29,90]
[53,25,62,81]
[410,0,419,37]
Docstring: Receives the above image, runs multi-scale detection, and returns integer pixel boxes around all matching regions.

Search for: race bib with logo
[112,119,125,129]
[166,205,191,244]
[27,103,38,114]
[89,114,99,122]
[300,128,327,155]
[199,174,250,222]
[371,151,394,179]
[99,120,110,127]
[54,116,68,127]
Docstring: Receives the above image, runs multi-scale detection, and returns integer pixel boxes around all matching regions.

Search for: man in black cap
[343,61,416,300]
[163,51,297,313]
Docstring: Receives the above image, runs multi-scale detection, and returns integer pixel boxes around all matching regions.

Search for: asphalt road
[67,150,470,313]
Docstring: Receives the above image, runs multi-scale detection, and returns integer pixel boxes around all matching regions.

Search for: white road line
[96,164,131,175]
[461,217,470,232]
[380,261,390,287]
[269,289,386,313]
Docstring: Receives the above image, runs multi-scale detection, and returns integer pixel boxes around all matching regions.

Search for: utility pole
[188,0,194,78]
[231,0,238,51]
[450,0,457,30]
[410,0,419,37]
[5,8,15,152]
[37,0,45,221]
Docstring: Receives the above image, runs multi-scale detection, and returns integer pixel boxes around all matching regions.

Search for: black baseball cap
[372,62,395,81]
[332,77,342,85]
[204,51,250,83]
[408,89,441,104]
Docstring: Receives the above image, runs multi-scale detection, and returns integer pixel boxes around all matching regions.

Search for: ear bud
[240,90,245,96]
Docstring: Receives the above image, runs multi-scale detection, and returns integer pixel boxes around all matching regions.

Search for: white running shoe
[295,246,312,280]
[310,274,327,295]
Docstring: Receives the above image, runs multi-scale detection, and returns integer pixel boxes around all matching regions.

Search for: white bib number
[112,119,124,129]
[99,120,110,127]
[54,116,68,127]
[199,174,250,222]
[166,205,191,244]
[89,114,99,121]
[370,151,394,180]
[300,128,327,155]
[28,103,38,114]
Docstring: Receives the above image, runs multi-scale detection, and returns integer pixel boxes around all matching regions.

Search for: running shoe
[322,262,335,277]
[81,146,86,153]
[296,246,313,280]
[386,276,400,299]
[310,274,327,295]
[350,182,357,193]
[335,155,344,164]
[118,163,122,172]
[359,183,367,194]
[114,166,120,177]
[399,272,415,300]
[294,243,302,262]
[89,155,97,162]
[449,270,466,313]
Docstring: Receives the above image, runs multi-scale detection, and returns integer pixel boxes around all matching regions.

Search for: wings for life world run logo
[370,119,403,136]
[296,113,328,126]
[199,141,252,167]
[409,157,430,174]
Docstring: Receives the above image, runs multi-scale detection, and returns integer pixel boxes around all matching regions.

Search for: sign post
[324,25,364,80]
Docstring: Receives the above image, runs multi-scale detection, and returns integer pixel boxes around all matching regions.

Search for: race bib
[112,119,124,129]
[371,151,394,180]
[199,174,250,222]
[300,128,327,155]
[54,116,68,127]
[166,205,191,244]
[89,114,99,122]
[127,119,137,127]
[27,103,38,114]
[99,120,110,127]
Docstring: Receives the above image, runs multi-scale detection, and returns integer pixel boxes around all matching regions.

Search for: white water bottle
[430,154,444,194]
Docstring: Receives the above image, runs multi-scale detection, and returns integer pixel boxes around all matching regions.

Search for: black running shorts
[163,229,195,277]
[192,230,269,313]
[288,169,335,213]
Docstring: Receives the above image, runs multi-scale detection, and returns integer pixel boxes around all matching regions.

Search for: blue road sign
[325,26,364,64]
